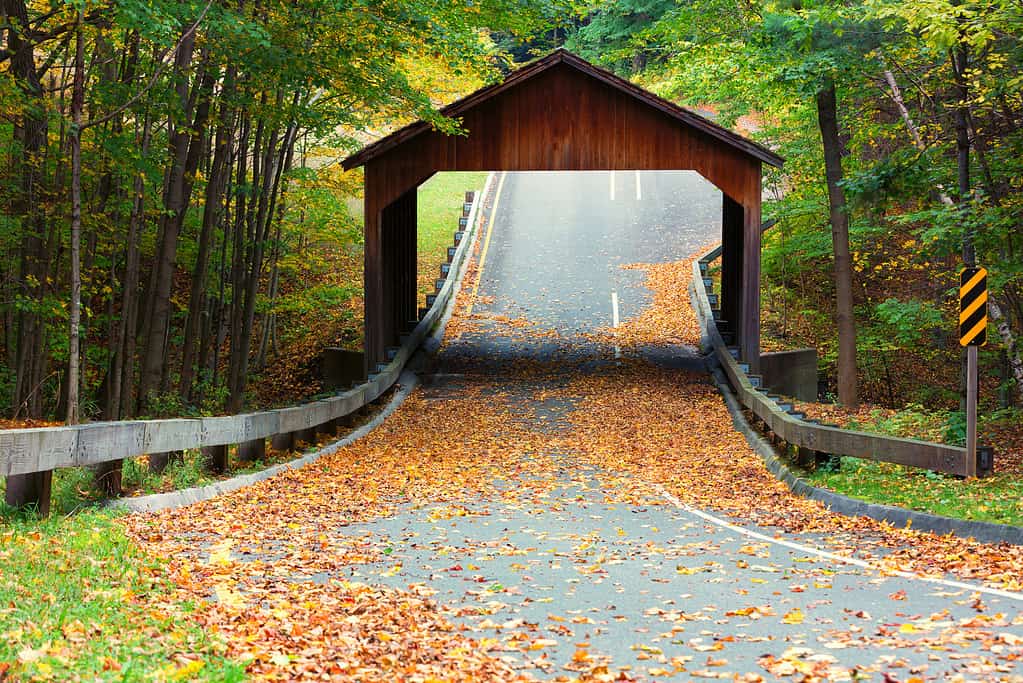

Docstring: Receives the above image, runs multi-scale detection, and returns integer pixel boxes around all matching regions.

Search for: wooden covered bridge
[342,49,783,372]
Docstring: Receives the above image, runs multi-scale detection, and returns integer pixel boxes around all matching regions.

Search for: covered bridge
[342,49,783,372]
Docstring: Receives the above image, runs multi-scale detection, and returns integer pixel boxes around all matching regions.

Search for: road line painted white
[609,170,615,201]
[611,290,622,359]
[635,170,642,200]
[466,171,507,317]
[658,487,1023,602]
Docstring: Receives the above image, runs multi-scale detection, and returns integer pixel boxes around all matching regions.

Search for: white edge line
[611,290,620,328]
[635,170,642,201]
[658,486,1023,602]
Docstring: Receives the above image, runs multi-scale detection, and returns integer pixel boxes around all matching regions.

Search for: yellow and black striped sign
[959,267,988,347]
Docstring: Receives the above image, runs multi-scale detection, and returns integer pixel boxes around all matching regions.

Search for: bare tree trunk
[230,106,298,412]
[816,80,858,408]
[179,68,235,402]
[137,46,214,412]
[67,12,84,426]
[226,113,251,411]
[951,47,973,266]
[118,114,151,419]
[4,0,53,511]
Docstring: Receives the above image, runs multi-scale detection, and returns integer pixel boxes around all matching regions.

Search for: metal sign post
[959,266,988,478]
[966,345,978,478]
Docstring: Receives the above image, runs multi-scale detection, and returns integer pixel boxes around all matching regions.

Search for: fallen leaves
[112,243,1023,683]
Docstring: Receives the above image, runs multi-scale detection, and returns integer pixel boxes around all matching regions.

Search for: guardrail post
[202,445,228,474]
[149,450,183,474]
[294,427,317,447]
[317,418,338,439]
[795,446,815,468]
[4,472,53,517]
[94,461,123,497]
[271,432,294,453]
[236,438,266,463]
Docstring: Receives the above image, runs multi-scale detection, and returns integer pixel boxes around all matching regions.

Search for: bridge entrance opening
[343,50,783,374]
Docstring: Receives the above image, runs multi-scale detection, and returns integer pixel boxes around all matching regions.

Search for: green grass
[806,459,1023,526]
[0,508,245,681]
[34,439,336,517]
[417,171,489,298]
[797,407,1023,527]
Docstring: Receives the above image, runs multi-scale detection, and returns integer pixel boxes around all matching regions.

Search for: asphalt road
[344,172,1022,680]
[475,170,719,333]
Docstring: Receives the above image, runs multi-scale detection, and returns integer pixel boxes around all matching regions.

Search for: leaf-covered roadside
[569,257,1023,590]
[115,248,1023,681]
[0,510,243,681]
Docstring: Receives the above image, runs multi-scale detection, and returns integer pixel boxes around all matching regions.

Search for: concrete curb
[114,372,420,513]
[707,362,1023,546]
[113,172,497,514]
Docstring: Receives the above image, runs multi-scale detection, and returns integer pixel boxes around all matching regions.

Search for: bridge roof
[342,49,783,171]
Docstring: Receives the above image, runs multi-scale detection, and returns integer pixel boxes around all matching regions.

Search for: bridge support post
[365,180,418,374]
[741,174,762,375]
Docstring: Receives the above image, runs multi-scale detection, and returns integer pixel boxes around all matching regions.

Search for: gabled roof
[342,49,783,170]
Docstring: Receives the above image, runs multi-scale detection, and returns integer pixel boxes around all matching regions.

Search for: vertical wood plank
[363,165,384,370]
[741,167,762,375]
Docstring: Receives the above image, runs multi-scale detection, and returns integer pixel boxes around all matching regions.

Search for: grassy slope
[0,509,244,681]
[416,171,489,299]
[807,458,1023,526]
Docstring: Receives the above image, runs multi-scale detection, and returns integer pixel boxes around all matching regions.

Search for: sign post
[959,266,987,478]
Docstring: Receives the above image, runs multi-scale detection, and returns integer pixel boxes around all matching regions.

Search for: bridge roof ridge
[342,48,784,171]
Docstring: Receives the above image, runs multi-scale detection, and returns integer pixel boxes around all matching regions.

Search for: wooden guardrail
[1,180,490,511]
[690,244,973,477]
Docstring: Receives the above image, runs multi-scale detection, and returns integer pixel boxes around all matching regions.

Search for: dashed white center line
[609,170,616,201]
[611,290,621,360]
[635,170,642,200]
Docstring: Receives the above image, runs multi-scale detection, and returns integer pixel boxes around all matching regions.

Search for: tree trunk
[118,113,151,419]
[989,300,1023,402]
[179,68,236,402]
[816,80,858,409]
[67,13,84,426]
[137,44,214,412]
[230,109,298,412]
[4,0,53,510]
[951,46,973,266]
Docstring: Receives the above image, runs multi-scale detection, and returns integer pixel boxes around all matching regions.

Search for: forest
[2,0,1021,490]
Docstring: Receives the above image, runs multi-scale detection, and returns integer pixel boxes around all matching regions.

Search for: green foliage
[873,298,944,346]
[943,410,968,447]
[565,0,674,70]
[276,283,360,317]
